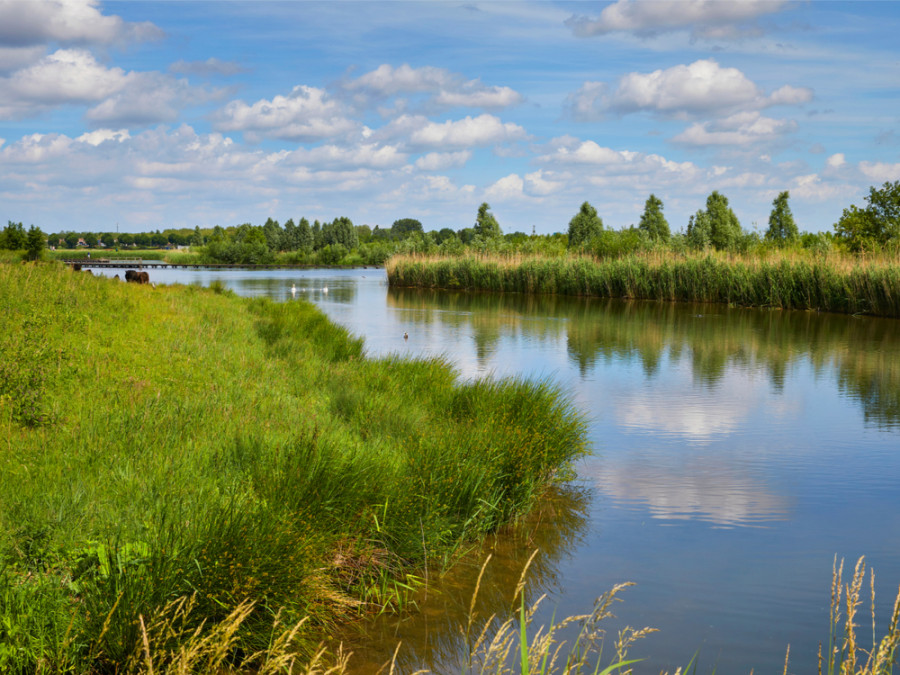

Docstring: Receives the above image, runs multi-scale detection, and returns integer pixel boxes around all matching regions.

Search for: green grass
[386,251,900,318]
[0,262,586,673]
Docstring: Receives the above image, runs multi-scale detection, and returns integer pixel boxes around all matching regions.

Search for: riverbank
[0,263,585,672]
[386,251,900,318]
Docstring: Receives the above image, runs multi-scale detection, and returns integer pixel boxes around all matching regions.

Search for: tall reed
[386,252,900,318]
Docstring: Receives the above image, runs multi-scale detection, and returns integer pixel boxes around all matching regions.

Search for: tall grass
[386,251,900,318]
[0,262,586,672]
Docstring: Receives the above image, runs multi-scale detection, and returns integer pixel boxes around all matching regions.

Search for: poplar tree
[567,201,603,248]
[765,191,799,244]
[638,194,670,242]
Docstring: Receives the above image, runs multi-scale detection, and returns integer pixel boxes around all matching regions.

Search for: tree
[64,232,80,249]
[312,220,323,250]
[83,232,99,248]
[1,221,27,250]
[262,217,284,252]
[100,232,116,247]
[638,194,670,242]
[765,191,799,244]
[190,226,205,246]
[686,210,711,250]
[391,218,423,239]
[297,218,313,253]
[323,216,358,250]
[474,203,502,239]
[24,226,46,261]
[567,201,604,248]
[834,181,900,251]
[356,224,372,244]
[151,232,168,247]
[703,191,742,251]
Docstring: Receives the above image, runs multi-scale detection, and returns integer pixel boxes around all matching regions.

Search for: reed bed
[0,262,586,672]
[386,252,900,318]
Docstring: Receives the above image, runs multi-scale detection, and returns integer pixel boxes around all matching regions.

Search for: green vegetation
[567,202,604,249]
[835,181,900,252]
[0,262,586,673]
[386,251,900,318]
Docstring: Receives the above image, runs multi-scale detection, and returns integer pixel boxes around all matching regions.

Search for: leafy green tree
[638,194,670,242]
[473,203,502,239]
[834,181,900,251]
[435,227,457,245]
[64,232,80,249]
[312,220,323,250]
[686,210,712,250]
[190,226,205,246]
[765,191,799,244]
[458,227,476,245]
[83,232,98,248]
[24,226,46,260]
[705,191,742,250]
[151,232,168,247]
[119,232,135,247]
[296,218,313,253]
[355,224,372,244]
[0,221,27,250]
[322,217,358,250]
[282,219,297,251]
[100,233,115,247]
[567,201,604,248]
[372,226,391,242]
[391,218,423,239]
[262,217,284,252]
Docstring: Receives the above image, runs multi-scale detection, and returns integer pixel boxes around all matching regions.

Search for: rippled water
[89,266,900,673]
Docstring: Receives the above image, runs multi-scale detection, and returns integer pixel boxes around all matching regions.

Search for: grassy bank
[0,262,585,673]
[386,251,900,318]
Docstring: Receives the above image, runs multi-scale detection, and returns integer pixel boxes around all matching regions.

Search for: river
[88,265,900,674]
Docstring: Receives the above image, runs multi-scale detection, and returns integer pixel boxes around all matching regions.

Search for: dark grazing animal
[125,269,150,284]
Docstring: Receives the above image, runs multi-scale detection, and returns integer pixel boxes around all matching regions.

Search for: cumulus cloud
[344,63,522,110]
[485,173,526,201]
[414,150,472,170]
[826,153,846,169]
[0,45,45,73]
[859,161,900,182]
[0,0,162,47]
[524,170,563,196]
[408,114,528,149]
[214,85,358,142]
[285,143,407,171]
[565,0,789,40]
[672,111,798,146]
[569,60,813,121]
[3,49,129,106]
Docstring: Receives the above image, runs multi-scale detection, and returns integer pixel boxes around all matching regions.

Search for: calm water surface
[92,266,900,673]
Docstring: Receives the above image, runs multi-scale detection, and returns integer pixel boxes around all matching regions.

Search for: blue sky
[1,0,898,235]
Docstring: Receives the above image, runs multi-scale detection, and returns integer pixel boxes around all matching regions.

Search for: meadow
[386,250,900,318]
[0,262,586,672]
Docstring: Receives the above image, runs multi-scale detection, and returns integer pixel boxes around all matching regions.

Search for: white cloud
[673,111,798,146]
[0,0,162,47]
[565,0,789,39]
[859,161,900,182]
[0,45,45,73]
[286,143,407,170]
[3,49,129,106]
[344,63,522,110]
[414,150,472,170]
[826,153,846,169]
[574,60,813,120]
[76,128,130,146]
[214,85,357,142]
[485,173,526,201]
[409,114,527,149]
[525,170,563,196]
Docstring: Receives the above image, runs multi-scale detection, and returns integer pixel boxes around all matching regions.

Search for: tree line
[3,180,898,262]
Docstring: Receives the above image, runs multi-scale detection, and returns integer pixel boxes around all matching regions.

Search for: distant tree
[262,217,284,251]
[323,216,358,250]
[83,232,99,248]
[134,232,151,247]
[638,194,670,242]
[686,210,712,250]
[119,232,135,247]
[312,220,323,250]
[190,226,205,246]
[100,232,116,247]
[355,224,372,244]
[24,226,46,261]
[151,232,168,247]
[64,232,80,249]
[705,191,742,251]
[474,203,502,239]
[282,218,298,251]
[458,227,476,245]
[0,221,26,250]
[834,181,900,251]
[372,225,391,242]
[391,218,423,239]
[296,217,313,253]
[765,191,799,244]
[435,227,457,245]
[567,201,603,248]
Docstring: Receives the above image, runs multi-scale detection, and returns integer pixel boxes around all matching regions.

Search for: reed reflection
[388,288,900,429]
[337,486,590,674]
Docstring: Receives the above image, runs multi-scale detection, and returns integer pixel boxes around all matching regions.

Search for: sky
[0,0,898,236]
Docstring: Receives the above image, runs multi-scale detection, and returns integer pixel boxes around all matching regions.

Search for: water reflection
[336,487,590,674]
[387,288,900,430]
